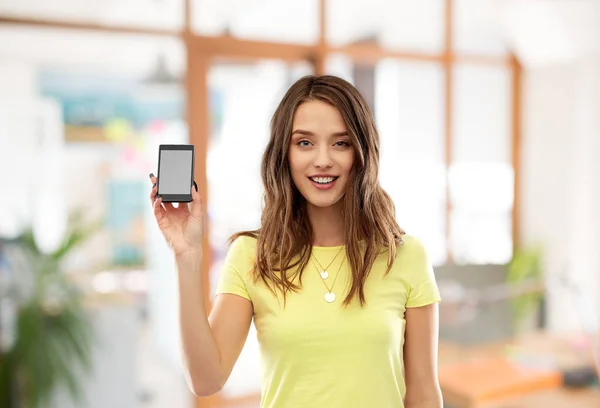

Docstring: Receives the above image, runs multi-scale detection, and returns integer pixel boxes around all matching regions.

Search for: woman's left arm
[403,303,444,408]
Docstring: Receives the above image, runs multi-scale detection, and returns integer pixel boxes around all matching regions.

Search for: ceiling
[0,0,597,76]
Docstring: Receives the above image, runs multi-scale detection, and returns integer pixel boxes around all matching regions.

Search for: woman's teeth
[310,176,336,184]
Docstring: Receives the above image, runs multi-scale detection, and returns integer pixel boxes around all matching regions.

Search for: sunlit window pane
[448,162,513,263]
[450,209,513,265]
[375,59,446,265]
[453,64,511,162]
[449,163,513,212]
[450,63,513,264]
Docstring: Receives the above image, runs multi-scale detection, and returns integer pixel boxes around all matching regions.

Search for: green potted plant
[506,244,545,333]
[0,210,102,408]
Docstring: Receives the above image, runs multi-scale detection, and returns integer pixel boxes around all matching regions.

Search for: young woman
[149,75,443,408]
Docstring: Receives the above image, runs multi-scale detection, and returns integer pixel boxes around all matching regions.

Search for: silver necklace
[312,256,345,303]
[312,245,344,280]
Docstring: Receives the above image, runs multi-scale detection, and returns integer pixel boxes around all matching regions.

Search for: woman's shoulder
[389,234,430,269]
[224,232,258,268]
[230,233,258,248]
[398,234,427,255]
[228,233,258,257]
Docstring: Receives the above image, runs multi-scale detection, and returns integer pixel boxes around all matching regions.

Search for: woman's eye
[335,141,350,147]
[298,140,311,147]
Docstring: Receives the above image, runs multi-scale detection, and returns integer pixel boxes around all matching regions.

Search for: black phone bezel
[156,144,195,203]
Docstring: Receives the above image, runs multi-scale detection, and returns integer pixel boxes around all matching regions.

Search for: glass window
[449,162,513,212]
[450,63,513,264]
[450,209,513,264]
[375,59,446,265]
[453,64,511,162]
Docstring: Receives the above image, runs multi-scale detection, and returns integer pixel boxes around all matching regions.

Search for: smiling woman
[150,75,442,408]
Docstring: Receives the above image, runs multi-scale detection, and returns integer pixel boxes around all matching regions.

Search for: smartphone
[156,144,195,203]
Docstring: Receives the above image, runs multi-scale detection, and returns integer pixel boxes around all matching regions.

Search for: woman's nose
[313,146,333,168]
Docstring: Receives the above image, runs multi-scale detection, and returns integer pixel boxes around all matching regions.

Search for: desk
[438,331,600,408]
[479,388,600,408]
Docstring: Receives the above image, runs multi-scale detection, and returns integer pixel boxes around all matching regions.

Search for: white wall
[521,56,600,332]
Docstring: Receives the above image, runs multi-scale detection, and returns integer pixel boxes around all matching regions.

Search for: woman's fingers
[153,196,166,222]
[190,180,202,219]
[149,173,158,204]
[149,174,165,222]
[149,186,158,205]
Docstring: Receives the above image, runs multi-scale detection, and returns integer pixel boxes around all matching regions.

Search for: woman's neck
[306,201,345,247]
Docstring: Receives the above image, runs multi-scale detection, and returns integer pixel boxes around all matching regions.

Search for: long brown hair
[231,75,404,306]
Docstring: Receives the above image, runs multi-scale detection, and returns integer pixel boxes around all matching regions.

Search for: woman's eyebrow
[291,129,349,137]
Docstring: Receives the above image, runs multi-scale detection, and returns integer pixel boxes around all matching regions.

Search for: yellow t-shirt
[215,234,441,408]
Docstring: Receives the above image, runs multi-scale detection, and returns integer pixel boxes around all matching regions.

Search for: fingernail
[193,181,198,192]
[149,173,155,179]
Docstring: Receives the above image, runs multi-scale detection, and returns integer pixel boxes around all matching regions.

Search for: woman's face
[288,100,355,209]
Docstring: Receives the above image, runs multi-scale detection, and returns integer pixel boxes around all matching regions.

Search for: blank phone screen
[158,150,193,194]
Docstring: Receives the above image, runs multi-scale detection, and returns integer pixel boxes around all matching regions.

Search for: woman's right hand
[149,174,203,257]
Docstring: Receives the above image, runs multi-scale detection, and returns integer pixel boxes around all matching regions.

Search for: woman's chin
[305,194,344,209]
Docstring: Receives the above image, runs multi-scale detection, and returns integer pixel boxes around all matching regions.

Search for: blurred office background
[0,0,599,407]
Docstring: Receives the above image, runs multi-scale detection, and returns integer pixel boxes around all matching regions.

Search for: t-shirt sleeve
[402,235,441,308]
[215,236,254,302]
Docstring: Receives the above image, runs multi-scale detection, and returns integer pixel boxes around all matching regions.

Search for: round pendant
[324,292,336,303]
[320,270,329,280]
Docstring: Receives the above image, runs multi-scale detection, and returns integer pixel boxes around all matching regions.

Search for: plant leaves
[507,244,544,330]
[1,208,101,408]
